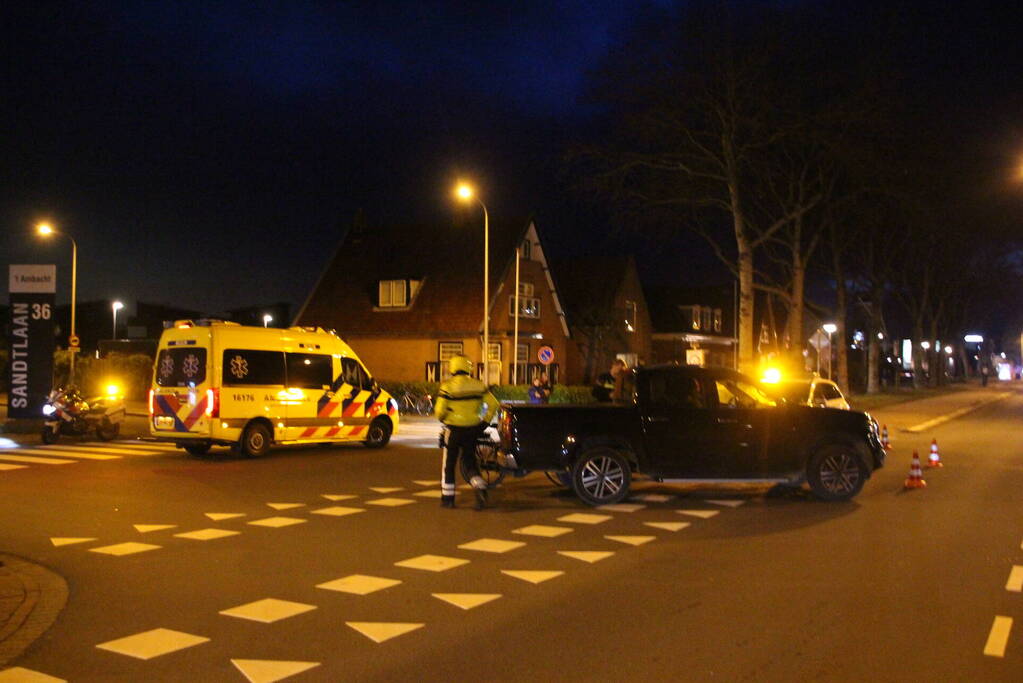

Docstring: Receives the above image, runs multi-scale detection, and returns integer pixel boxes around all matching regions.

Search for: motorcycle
[41,384,127,444]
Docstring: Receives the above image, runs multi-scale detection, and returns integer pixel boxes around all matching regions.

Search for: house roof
[295,214,538,337]
[553,255,634,326]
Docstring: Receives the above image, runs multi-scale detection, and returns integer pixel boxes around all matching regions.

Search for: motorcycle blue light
[42,404,56,416]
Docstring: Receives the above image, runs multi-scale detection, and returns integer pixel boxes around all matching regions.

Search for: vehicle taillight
[205,388,219,418]
[498,409,513,446]
[148,389,154,415]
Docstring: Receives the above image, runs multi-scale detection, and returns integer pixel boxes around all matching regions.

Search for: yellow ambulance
[149,320,398,456]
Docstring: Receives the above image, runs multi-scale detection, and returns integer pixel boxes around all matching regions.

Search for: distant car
[769,377,850,410]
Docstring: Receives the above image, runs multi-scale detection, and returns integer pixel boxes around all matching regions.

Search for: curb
[0,554,68,668]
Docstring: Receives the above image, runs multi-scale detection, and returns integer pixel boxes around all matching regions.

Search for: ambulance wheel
[41,426,60,445]
[96,422,119,441]
[184,443,211,456]
[240,423,271,458]
[363,418,392,449]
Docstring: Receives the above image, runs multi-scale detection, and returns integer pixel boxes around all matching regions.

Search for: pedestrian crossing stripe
[0,454,75,465]
[0,463,28,470]
[39,444,164,456]
[18,448,120,460]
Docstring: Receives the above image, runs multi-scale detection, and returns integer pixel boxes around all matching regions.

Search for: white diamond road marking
[267,503,305,510]
[632,493,674,503]
[175,528,240,541]
[645,522,690,532]
[413,490,444,498]
[232,659,321,683]
[366,498,416,507]
[1006,566,1023,592]
[346,622,424,644]
[678,509,719,519]
[89,542,161,556]
[317,574,402,595]
[133,524,177,533]
[0,667,66,682]
[206,512,246,521]
[457,538,526,554]
[706,499,745,507]
[311,506,365,517]
[604,535,656,546]
[598,503,646,513]
[219,598,316,623]
[513,525,573,538]
[369,487,404,493]
[558,551,615,564]
[247,517,306,528]
[501,570,564,584]
[394,554,469,572]
[413,479,441,486]
[985,616,1013,657]
[432,593,502,610]
[50,537,96,547]
[95,628,209,660]
[321,494,358,501]
[557,513,612,525]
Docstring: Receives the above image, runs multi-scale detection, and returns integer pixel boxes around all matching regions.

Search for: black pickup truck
[496,365,885,506]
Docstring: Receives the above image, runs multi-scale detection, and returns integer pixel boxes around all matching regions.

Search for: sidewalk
[0,555,68,668]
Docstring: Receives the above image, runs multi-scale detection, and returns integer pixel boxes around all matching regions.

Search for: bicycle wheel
[460,439,506,487]
[416,395,434,416]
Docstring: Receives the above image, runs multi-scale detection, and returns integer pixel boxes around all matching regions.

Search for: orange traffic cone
[881,424,891,450]
[927,439,943,468]
[904,450,927,489]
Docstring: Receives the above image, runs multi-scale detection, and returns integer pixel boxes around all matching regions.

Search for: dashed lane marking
[50,537,96,547]
[267,503,305,510]
[14,448,120,460]
[645,522,690,532]
[231,659,320,683]
[513,525,573,538]
[1006,566,1023,592]
[247,517,306,528]
[0,464,27,471]
[557,513,612,525]
[219,598,317,623]
[321,494,358,502]
[706,499,745,508]
[95,627,209,660]
[558,551,615,564]
[369,487,404,493]
[366,498,416,507]
[432,593,502,610]
[317,575,402,595]
[413,480,441,486]
[394,555,469,572]
[206,513,246,521]
[175,528,240,541]
[0,667,66,682]
[678,510,719,519]
[0,454,74,465]
[89,542,161,556]
[346,622,424,644]
[984,616,1013,657]
[311,506,365,517]
[133,524,177,533]
[501,570,564,584]
[458,538,526,554]
[598,503,646,513]
[413,490,443,498]
[605,535,656,546]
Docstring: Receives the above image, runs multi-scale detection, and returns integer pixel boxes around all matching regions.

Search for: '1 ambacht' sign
[8,265,56,419]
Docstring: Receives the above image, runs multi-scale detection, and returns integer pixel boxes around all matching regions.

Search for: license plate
[155,416,175,429]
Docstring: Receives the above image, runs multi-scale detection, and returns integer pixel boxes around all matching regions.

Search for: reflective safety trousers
[434,373,499,427]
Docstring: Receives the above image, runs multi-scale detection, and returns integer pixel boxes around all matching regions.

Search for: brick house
[557,255,653,384]
[294,215,571,385]
[648,285,738,369]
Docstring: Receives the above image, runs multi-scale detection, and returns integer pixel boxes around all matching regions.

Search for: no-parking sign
[537,345,554,365]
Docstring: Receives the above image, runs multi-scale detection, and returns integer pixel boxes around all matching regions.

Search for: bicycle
[399,390,434,416]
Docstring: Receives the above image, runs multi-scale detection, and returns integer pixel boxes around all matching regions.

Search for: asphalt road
[2,386,1023,682]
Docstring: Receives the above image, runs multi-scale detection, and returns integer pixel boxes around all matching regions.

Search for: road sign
[8,265,56,418]
[69,334,80,347]
[537,345,554,365]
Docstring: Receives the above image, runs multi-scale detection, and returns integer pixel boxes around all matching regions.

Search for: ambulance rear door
[152,341,213,436]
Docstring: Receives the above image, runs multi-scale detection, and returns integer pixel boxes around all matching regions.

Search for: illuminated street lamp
[454,182,490,381]
[262,314,273,328]
[36,222,79,382]
[111,301,124,339]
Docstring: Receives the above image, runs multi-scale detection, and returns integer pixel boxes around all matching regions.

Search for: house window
[488,343,502,362]
[625,300,637,333]
[686,306,700,330]
[510,295,541,318]
[516,343,529,364]
[701,307,712,332]
[713,309,722,333]
[438,342,464,381]
[518,282,534,297]
[379,280,406,307]
[520,240,531,260]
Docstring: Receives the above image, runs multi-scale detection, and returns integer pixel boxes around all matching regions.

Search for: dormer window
[378,279,421,308]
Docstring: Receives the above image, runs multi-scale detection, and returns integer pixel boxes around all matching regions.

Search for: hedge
[377,380,595,407]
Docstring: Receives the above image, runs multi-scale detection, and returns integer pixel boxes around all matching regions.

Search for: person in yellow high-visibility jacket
[435,355,499,509]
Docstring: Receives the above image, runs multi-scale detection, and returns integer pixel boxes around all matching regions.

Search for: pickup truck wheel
[571,447,631,506]
[807,444,867,501]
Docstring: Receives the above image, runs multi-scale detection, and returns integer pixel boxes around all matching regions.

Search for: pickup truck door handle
[645,416,670,423]
[715,417,737,424]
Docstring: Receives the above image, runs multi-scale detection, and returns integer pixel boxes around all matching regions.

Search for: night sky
[2,1,1021,318]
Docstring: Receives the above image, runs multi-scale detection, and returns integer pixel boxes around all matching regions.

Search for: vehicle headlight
[42,404,56,416]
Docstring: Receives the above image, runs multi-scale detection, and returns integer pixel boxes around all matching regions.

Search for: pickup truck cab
[497,365,884,506]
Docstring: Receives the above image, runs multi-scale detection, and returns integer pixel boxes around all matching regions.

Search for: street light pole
[37,223,78,383]
[455,183,490,382]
